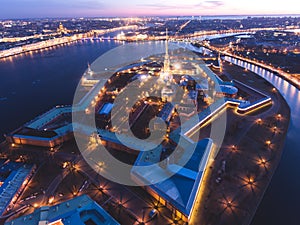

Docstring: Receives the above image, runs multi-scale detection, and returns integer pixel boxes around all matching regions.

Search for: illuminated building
[6,106,73,148]
[81,63,100,87]
[0,162,36,216]
[160,29,176,102]
[5,195,119,225]
[131,139,215,222]
[57,22,69,34]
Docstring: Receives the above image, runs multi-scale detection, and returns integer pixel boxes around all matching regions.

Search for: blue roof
[158,102,174,122]
[131,138,213,218]
[220,85,238,95]
[99,103,114,115]
[188,90,198,100]
[0,162,35,215]
[5,195,119,225]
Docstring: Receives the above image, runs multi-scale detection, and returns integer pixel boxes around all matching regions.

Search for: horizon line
[1,13,300,21]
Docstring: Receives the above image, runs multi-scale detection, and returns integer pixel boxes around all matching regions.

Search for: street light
[231,145,237,152]
[276,114,282,120]
[260,159,267,166]
[265,140,271,147]
[48,196,54,204]
[256,118,262,125]
[248,177,254,185]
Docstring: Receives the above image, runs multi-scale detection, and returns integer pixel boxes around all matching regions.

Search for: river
[0,39,121,139]
[225,57,300,225]
[252,71,300,225]
[0,39,299,224]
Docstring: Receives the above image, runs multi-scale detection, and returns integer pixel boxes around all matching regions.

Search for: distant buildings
[57,23,69,34]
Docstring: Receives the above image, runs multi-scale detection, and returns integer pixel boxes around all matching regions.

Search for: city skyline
[1,0,300,19]
[0,7,300,224]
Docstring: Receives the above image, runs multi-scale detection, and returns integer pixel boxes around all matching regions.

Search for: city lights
[0,10,297,225]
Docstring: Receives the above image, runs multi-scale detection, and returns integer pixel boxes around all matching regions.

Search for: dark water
[223,57,300,225]
[0,39,120,139]
[0,40,300,224]
[250,72,300,225]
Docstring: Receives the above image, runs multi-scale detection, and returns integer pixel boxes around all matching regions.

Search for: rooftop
[0,161,35,215]
[131,138,213,219]
[219,85,238,95]
[8,106,73,143]
[5,195,119,225]
[99,103,114,115]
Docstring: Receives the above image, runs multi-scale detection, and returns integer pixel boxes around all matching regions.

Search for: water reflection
[226,56,300,115]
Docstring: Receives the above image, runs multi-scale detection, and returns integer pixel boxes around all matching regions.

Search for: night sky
[0,0,299,19]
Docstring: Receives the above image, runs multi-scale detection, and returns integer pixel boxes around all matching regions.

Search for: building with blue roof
[6,106,73,148]
[0,161,36,216]
[131,138,214,222]
[5,195,119,225]
[157,102,174,123]
[99,103,114,115]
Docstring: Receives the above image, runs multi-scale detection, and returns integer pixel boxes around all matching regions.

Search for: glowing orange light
[48,196,54,204]
[266,140,271,145]
[256,118,262,124]
[277,114,282,120]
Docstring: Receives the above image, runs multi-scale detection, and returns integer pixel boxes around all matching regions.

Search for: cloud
[195,1,224,9]
[0,0,107,10]
[136,3,174,10]
[0,0,108,19]
[137,1,224,11]
[42,0,107,10]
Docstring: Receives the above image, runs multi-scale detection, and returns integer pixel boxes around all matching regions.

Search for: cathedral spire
[163,28,170,74]
[87,62,93,77]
